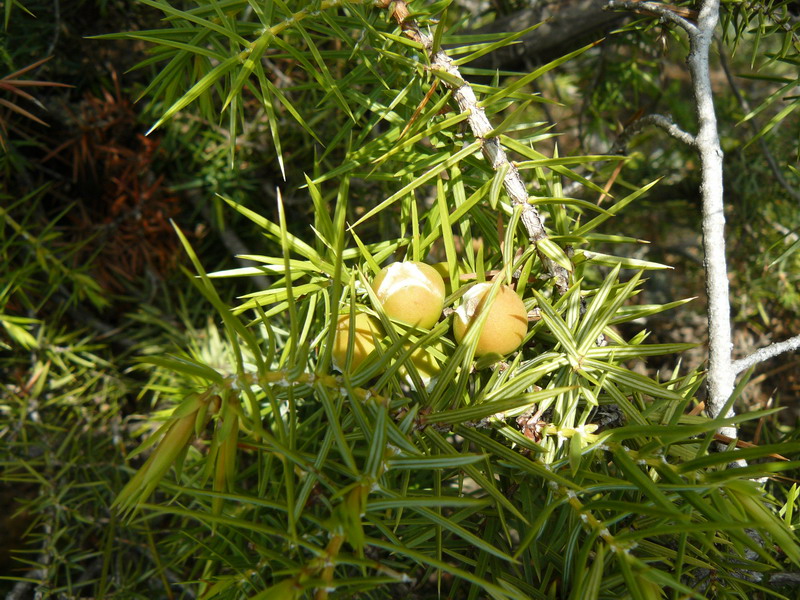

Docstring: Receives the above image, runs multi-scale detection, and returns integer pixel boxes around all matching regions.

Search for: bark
[467,0,622,72]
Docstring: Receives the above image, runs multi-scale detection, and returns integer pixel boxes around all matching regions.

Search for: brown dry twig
[0,56,72,150]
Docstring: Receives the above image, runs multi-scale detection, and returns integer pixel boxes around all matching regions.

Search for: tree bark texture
[467,0,622,72]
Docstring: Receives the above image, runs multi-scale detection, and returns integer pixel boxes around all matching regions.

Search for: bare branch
[613,113,697,151]
[380,1,570,295]
[611,0,738,440]
[605,0,698,34]
[733,334,800,375]
[686,0,737,442]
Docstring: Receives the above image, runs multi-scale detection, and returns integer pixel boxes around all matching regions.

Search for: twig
[769,219,799,244]
[5,514,54,600]
[613,113,696,151]
[687,0,736,440]
[264,58,294,88]
[609,11,800,429]
[768,572,800,587]
[606,0,697,32]
[608,0,737,440]
[732,334,800,375]
[716,37,800,203]
[379,0,570,295]
[469,0,624,73]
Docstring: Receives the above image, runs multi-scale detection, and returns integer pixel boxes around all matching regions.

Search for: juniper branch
[613,113,696,151]
[733,334,800,375]
[687,0,737,441]
[380,0,570,295]
[606,0,697,33]
[609,0,737,441]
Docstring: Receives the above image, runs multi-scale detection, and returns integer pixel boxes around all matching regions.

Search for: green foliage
[722,0,800,148]
[0,187,108,348]
[3,0,800,599]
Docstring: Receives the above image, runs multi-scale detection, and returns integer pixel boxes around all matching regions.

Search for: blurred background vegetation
[1,0,799,598]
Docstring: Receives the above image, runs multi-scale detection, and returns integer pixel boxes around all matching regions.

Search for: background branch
[733,334,800,375]
[686,0,737,441]
[605,0,697,33]
[609,0,738,440]
[613,113,696,151]
[467,0,622,73]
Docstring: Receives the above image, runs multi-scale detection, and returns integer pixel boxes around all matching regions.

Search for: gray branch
[687,0,737,440]
[391,5,570,294]
[733,334,800,375]
[613,113,696,151]
[605,0,697,33]
[609,0,737,440]
[468,0,623,72]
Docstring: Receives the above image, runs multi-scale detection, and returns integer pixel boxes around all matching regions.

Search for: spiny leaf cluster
[4,1,798,599]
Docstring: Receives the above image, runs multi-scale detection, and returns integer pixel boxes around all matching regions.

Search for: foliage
[2,0,800,599]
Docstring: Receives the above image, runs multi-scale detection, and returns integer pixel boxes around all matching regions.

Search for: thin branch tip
[733,334,800,375]
[605,0,698,34]
[614,114,696,151]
